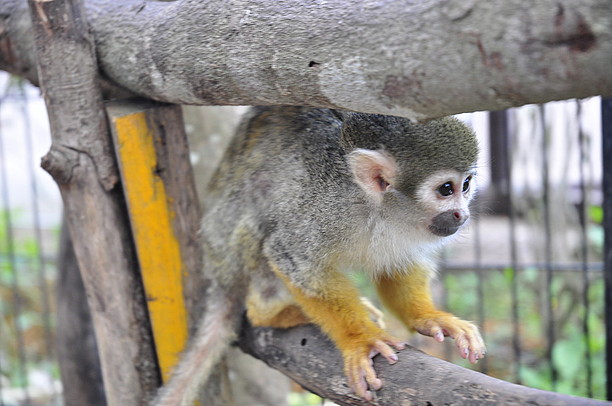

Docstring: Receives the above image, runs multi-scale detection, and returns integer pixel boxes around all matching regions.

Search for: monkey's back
[200,106,355,289]
[200,106,478,289]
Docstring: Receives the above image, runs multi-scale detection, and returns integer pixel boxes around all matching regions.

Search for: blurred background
[0,70,607,404]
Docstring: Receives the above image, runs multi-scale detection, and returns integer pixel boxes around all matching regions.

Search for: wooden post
[107,99,204,382]
[27,1,160,405]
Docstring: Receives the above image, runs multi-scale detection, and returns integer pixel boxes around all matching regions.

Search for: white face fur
[415,169,477,232]
[347,149,476,276]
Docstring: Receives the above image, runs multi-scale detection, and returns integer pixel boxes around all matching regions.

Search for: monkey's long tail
[151,290,238,406]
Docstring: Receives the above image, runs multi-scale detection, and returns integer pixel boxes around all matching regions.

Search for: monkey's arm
[375,268,485,364]
[272,265,405,401]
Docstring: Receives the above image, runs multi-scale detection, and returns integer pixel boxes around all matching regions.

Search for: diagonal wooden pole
[106,100,204,382]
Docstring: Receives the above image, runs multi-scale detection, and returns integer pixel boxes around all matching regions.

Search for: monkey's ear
[347,149,397,202]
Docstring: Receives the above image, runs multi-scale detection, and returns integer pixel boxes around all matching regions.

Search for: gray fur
[203,106,478,291]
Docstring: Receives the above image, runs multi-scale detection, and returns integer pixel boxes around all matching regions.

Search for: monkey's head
[342,114,478,240]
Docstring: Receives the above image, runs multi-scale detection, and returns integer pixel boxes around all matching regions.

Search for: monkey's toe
[342,335,404,400]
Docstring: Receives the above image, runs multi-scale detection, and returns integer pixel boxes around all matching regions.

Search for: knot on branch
[41,144,81,185]
[41,142,119,191]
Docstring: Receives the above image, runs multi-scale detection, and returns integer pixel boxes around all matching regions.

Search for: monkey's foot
[342,335,405,401]
[412,313,486,364]
[360,297,386,329]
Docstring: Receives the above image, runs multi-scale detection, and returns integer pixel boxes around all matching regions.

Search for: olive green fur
[340,112,479,196]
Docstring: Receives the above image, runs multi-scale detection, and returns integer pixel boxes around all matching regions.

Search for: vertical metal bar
[601,98,612,401]
[19,85,58,403]
[576,100,593,398]
[0,96,31,405]
[508,123,521,384]
[488,111,511,215]
[440,251,453,361]
[539,104,558,391]
[498,110,522,383]
[473,210,488,373]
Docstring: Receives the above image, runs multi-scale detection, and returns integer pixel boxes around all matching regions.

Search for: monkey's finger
[385,335,407,351]
[372,339,399,364]
[453,326,486,364]
[465,328,486,363]
[361,357,382,391]
[453,332,470,360]
[345,356,373,401]
[465,344,483,364]
[455,329,481,362]
[468,349,479,364]
[427,326,445,342]
[414,317,456,339]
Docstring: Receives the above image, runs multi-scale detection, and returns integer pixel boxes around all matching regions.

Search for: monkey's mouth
[428,210,468,237]
[428,224,461,237]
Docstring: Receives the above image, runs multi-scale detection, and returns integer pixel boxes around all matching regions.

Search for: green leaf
[588,205,603,224]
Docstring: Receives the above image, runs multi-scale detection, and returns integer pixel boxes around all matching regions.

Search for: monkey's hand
[342,334,406,401]
[411,312,486,364]
[376,271,486,364]
[274,268,406,400]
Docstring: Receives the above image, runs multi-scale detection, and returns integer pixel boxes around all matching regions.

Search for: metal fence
[437,101,606,400]
[0,72,609,404]
[0,77,61,406]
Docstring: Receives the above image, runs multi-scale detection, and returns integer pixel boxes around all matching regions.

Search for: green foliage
[589,205,603,224]
[444,267,606,400]
[587,205,605,256]
[0,209,59,389]
[288,391,325,406]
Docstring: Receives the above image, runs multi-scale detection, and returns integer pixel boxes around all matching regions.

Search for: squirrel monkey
[153,106,485,405]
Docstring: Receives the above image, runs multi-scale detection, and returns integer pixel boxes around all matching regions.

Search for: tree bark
[56,219,106,406]
[239,322,608,406]
[27,0,160,405]
[2,0,611,120]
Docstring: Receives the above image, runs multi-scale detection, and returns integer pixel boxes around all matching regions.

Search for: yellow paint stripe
[113,112,188,382]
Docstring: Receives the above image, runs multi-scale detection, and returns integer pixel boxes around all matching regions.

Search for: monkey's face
[347,148,476,239]
[414,169,476,237]
[347,148,476,272]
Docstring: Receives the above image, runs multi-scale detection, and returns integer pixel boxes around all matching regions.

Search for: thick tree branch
[2,0,611,119]
[239,322,607,406]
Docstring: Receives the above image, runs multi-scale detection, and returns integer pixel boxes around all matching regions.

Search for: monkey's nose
[452,211,469,226]
[428,210,469,237]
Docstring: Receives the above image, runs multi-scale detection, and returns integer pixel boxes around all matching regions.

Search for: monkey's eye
[437,182,454,197]
[462,176,472,193]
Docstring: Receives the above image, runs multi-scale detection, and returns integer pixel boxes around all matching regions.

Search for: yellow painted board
[112,110,188,382]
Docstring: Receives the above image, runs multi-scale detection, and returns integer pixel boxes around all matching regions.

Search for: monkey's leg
[272,265,405,401]
[246,274,311,328]
[247,294,310,329]
[375,269,486,364]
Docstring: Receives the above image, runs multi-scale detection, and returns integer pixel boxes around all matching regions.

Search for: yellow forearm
[375,269,446,329]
